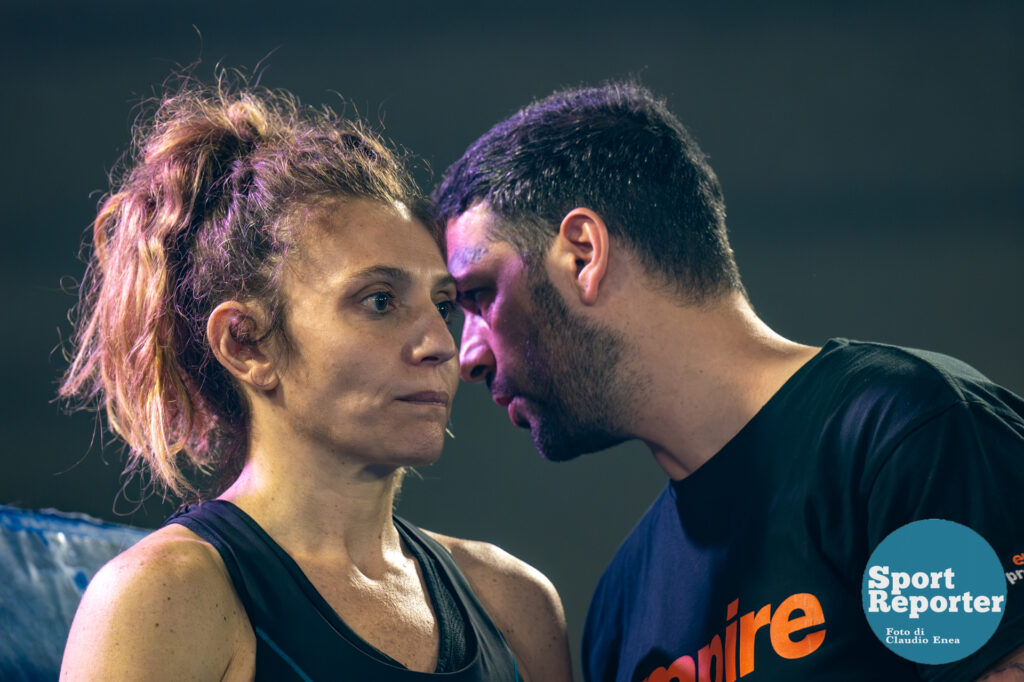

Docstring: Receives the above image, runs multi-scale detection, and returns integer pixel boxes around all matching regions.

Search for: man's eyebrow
[447,246,489,273]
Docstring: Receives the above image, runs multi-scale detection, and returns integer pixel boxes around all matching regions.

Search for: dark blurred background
[2,1,1021,677]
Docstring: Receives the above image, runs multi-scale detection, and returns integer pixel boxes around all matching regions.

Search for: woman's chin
[386,428,447,467]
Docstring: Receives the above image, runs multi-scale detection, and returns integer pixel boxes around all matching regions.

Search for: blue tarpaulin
[0,506,149,681]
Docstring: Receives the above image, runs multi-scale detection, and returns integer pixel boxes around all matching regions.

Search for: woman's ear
[207,301,280,392]
[549,207,610,306]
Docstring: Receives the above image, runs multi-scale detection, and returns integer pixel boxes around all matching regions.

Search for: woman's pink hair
[60,72,437,500]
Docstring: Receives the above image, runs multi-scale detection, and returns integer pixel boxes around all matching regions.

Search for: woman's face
[270,198,459,469]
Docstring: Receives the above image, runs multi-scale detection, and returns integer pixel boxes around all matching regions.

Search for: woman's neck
[219,437,408,577]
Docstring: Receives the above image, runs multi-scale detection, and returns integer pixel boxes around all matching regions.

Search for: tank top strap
[165,501,522,681]
[393,517,523,681]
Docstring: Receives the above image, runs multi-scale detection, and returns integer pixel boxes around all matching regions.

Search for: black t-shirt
[583,339,1024,682]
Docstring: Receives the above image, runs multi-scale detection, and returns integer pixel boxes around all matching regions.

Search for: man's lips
[396,391,450,406]
[493,393,529,429]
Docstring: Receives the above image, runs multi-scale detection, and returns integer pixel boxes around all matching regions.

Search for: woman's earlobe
[248,370,279,391]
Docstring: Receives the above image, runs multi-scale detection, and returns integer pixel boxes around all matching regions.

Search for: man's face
[445,204,636,461]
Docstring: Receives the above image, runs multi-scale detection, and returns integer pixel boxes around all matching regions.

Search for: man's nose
[458,314,495,383]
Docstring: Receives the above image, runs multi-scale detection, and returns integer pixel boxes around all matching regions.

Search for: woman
[59,75,572,681]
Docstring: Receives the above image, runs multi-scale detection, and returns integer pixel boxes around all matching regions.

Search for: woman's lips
[396,390,450,406]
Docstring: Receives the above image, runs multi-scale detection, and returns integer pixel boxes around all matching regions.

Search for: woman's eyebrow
[345,266,455,292]
[346,265,411,287]
[435,273,457,290]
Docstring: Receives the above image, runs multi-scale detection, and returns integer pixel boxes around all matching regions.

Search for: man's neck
[617,292,819,480]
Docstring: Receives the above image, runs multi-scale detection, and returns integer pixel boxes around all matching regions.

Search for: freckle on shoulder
[87,524,237,615]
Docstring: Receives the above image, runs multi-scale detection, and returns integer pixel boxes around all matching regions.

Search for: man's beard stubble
[517,270,644,461]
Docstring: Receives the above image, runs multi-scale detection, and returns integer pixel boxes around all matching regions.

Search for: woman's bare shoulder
[424,531,573,682]
[61,524,254,681]
[425,531,560,608]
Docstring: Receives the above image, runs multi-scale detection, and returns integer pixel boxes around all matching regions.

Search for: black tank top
[165,501,522,681]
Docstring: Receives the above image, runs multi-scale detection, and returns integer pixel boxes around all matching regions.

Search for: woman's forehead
[285,198,447,286]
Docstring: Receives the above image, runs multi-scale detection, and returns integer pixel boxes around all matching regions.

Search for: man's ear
[207,301,280,392]
[549,207,610,305]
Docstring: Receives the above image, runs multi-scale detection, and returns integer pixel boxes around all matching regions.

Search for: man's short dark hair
[434,81,745,302]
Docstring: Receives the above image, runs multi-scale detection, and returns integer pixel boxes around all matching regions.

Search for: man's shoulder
[770,339,1021,468]
[816,338,990,394]
[796,338,1018,422]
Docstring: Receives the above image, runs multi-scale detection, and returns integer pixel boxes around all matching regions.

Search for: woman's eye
[436,300,455,324]
[361,291,396,314]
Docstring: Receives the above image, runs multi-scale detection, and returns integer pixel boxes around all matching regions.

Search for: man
[434,82,1024,681]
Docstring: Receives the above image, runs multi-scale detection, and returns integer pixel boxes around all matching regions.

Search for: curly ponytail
[60,72,431,500]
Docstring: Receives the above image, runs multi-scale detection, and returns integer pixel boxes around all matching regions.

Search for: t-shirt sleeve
[866,399,1024,682]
